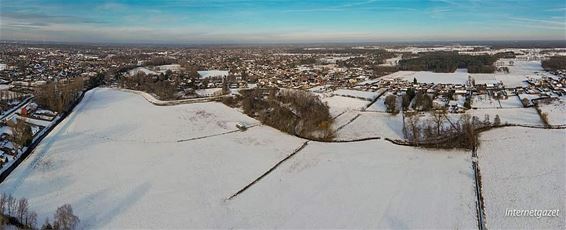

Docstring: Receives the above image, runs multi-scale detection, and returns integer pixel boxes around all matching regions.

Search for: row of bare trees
[0,194,37,228]
[35,78,85,113]
[0,193,79,230]
[402,110,501,149]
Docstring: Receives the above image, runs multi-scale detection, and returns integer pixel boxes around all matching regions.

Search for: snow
[478,127,566,229]
[470,60,553,88]
[127,67,158,76]
[472,95,500,109]
[498,96,523,108]
[156,64,181,72]
[472,95,523,109]
[366,97,388,112]
[0,88,301,228]
[0,88,479,228]
[335,112,404,140]
[504,60,545,75]
[332,89,379,101]
[382,70,469,85]
[198,70,229,79]
[228,141,476,229]
[117,88,219,105]
[321,95,369,116]
[378,55,402,67]
[537,99,566,125]
[0,84,11,90]
[471,73,529,88]
[468,108,543,126]
[195,88,222,97]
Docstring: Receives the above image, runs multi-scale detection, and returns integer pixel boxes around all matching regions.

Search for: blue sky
[1,0,565,43]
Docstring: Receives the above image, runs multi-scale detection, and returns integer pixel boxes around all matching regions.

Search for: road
[0,96,33,123]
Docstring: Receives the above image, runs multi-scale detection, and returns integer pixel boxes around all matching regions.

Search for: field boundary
[115,88,222,106]
[227,141,309,200]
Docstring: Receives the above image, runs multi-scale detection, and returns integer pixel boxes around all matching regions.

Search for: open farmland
[0,88,479,228]
[478,127,566,229]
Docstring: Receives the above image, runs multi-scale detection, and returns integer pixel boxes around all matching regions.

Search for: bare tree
[53,204,79,230]
[0,193,7,215]
[7,118,33,152]
[16,198,29,224]
[6,194,16,216]
[404,112,420,144]
[26,211,38,229]
[432,109,446,135]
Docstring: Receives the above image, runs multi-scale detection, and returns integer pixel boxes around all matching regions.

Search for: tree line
[542,56,566,71]
[118,72,178,100]
[0,193,79,230]
[34,78,85,114]
[399,52,498,73]
[402,111,501,149]
[225,88,334,141]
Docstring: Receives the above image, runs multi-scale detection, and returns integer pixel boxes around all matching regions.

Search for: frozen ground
[478,127,566,229]
[0,88,478,228]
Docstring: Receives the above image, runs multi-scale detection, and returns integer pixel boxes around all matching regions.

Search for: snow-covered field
[469,108,543,126]
[377,60,553,88]
[332,89,379,101]
[322,95,369,116]
[335,112,404,140]
[537,99,566,126]
[382,70,469,85]
[478,127,566,229]
[0,88,479,228]
[127,67,158,76]
[472,95,523,109]
[229,141,476,229]
[470,60,554,88]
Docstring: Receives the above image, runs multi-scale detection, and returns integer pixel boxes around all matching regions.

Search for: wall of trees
[399,52,498,73]
[542,56,566,71]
